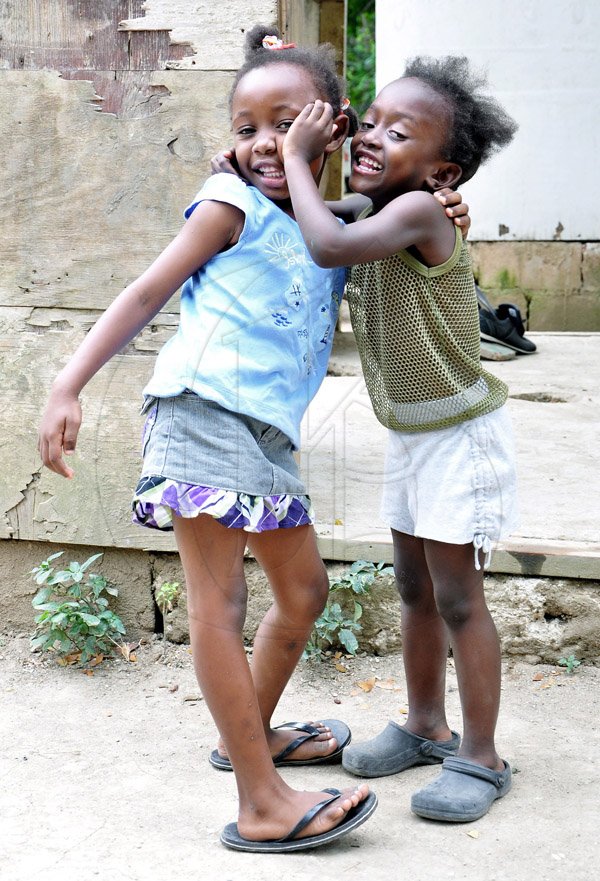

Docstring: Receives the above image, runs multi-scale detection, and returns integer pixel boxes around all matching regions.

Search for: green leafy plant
[303,560,393,659]
[155,581,182,656]
[558,653,581,674]
[304,600,363,658]
[347,0,376,115]
[30,552,126,666]
[155,581,181,616]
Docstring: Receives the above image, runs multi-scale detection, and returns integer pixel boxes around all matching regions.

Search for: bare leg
[245,525,340,760]
[172,514,369,840]
[214,525,341,763]
[392,529,453,741]
[424,538,503,770]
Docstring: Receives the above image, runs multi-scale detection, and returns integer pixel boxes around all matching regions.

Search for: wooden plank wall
[279,0,346,199]
[1,0,346,552]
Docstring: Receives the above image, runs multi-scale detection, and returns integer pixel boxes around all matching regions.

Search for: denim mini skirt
[132,391,313,532]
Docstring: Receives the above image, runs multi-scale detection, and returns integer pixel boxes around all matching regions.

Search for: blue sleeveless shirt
[143,174,345,449]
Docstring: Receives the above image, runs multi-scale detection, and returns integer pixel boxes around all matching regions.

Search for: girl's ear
[426,162,462,191]
[325,112,350,154]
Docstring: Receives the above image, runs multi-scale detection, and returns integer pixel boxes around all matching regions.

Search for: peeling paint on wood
[1,0,129,70]
[60,70,172,117]
[0,0,341,555]
[118,0,278,69]
[0,0,192,116]
[0,0,190,71]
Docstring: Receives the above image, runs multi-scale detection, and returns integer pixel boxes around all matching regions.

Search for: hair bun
[244,24,281,58]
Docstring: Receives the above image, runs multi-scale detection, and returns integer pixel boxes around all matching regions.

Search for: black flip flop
[209,719,352,770]
[220,788,378,853]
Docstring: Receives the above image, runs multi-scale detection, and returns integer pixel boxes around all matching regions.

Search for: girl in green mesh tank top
[283,57,519,823]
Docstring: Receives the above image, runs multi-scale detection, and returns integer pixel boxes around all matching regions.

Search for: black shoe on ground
[476,286,537,354]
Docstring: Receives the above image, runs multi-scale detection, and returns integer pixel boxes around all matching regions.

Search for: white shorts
[380,406,519,567]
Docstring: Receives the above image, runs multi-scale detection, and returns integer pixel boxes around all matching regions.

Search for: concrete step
[304,332,600,580]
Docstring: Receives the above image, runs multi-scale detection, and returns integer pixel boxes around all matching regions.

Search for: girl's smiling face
[350,77,454,208]
[231,64,327,211]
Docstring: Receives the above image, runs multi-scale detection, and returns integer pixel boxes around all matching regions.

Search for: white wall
[375,0,600,240]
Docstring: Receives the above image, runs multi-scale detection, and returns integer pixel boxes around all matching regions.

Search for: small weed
[155,581,182,655]
[558,654,581,674]
[155,581,181,616]
[304,600,363,658]
[303,561,393,660]
[30,552,126,666]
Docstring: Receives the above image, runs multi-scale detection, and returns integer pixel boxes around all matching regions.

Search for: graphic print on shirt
[263,229,336,379]
[269,276,333,377]
[264,233,309,270]
[284,280,305,311]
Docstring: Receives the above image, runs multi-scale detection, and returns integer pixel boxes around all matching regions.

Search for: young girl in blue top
[38,25,468,848]
[38,24,379,853]
[281,57,519,823]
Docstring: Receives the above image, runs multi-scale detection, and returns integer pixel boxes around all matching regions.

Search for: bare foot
[457,748,505,773]
[216,720,339,764]
[404,720,454,742]
[237,783,371,842]
[405,723,455,742]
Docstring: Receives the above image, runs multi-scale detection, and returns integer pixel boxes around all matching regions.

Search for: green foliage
[303,560,393,660]
[329,559,393,595]
[558,653,581,674]
[30,552,126,666]
[496,268,517,289]
[347,0,376,115]
[155,581,181,616]
[304,600,363,658]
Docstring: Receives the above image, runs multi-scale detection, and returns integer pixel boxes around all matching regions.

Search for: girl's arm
[326,190,470,232]
[323,193,372,224]
[283,101,454,268]
[39,200,244,478]
[210,147,470,231]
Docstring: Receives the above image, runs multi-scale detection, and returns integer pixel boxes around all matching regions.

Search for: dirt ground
[1,633,598,881]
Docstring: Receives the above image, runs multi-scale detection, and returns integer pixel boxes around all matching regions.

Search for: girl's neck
[238,172,297,219]
[260,187,296,219]
[371,185,426,214]
[278,200,296,219]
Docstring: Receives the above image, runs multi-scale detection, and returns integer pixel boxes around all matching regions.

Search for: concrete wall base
[469,241,600,331]
[2,540,599,665]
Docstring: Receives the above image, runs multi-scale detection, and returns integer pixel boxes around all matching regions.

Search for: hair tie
[340,96,350,111]
[262,35,297,50]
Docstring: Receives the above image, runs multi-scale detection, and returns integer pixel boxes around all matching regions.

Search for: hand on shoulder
[434,187,471,238]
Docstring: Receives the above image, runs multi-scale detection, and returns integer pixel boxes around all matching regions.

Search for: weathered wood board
[0,0,279,71]
[0,304,177,549]
[118,0,280,69]
[0,0,346,561]
[1,69,234,312]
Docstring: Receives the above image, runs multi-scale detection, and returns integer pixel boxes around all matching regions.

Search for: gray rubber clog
[341,721,460,778]
[411,756,512,822]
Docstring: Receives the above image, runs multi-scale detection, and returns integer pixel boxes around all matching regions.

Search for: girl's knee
[433,580,486,630]
[277,566,329,623]
[394,562,427,607]
[435,594,469,629]
[300,567,330,618]
[186,577,248,632]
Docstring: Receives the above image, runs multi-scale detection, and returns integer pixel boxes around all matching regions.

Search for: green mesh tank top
[346,227,508,432]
